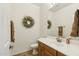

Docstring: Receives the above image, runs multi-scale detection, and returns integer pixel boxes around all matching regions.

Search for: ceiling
[49,3,72,12]
[32,3,72,12]
[32,3,43,7]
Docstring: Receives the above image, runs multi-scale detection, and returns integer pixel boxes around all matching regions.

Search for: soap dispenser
[66,38,71,44]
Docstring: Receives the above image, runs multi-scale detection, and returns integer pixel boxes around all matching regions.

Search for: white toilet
[30,43,38,55]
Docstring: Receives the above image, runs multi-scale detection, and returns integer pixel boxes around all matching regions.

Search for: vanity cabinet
[38,41,65,56]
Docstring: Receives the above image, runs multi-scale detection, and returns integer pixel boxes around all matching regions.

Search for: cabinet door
[44,49,54,56]
[38,41,57,56]
[44,45,56,56]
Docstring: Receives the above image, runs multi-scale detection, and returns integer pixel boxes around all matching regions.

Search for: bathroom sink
[39,36,65,47]
[52,41,64,47]
[48,37,65,47]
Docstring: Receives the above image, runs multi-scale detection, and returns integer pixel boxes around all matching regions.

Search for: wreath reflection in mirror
[22,16,34,28]
[47,20,52,29]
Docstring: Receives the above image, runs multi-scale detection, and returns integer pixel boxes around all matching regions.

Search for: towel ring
[47,20,52,29]
[22,16,34,28]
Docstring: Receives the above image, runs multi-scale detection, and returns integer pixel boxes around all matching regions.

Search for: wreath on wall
[47,20,52,29]
[22,16,34,28]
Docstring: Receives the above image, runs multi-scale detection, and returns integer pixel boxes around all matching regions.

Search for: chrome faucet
[56,37,62,42]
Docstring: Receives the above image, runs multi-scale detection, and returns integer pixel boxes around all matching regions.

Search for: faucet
[56,37,62,42]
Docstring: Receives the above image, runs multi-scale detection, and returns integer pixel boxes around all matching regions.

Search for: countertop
[38,36,79,56]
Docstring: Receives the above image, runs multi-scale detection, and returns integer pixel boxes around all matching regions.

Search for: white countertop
[38,36,79,56]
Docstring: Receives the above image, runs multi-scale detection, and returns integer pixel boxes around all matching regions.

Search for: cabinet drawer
[44,49,53,56]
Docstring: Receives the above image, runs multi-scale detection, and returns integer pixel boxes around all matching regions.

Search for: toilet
[30,43,38,55]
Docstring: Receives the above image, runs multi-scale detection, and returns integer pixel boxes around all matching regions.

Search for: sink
[50,37,64,46]
[52,41,64,46]
[43,36,65,47]
[56,37,62,42]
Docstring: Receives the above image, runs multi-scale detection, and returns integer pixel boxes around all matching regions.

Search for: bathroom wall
[47,11,57,36]
[48,4,79,37]
[40,4,49,37]
[0,4,11,55]
[10,4,40,55]
[0,3,49,55]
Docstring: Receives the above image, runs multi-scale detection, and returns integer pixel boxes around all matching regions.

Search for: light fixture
[49,3,55,7]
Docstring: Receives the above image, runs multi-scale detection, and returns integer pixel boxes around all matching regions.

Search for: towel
[70,9,79,37]
[10,20,15,42]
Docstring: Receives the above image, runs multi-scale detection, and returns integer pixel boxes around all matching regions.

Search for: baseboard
[14,50,32,56]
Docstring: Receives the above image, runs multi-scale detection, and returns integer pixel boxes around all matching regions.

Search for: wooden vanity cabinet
[38,41,65,56]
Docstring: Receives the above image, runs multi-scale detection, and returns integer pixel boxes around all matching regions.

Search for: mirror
[58,26,63,37]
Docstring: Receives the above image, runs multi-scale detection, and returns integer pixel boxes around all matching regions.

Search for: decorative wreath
[22,16,34,28]
[47,20,52,29]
